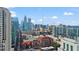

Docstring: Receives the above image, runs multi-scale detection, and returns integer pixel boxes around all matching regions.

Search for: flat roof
[41,46,54,50]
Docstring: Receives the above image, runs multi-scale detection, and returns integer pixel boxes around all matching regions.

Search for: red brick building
[32,35,53,48]
[21,41,32,48]
[21,35,53,49]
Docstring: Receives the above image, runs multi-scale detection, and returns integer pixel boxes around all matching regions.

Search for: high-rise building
[52,24,66,37]
[21,16,34,32]
[28,18,34,32]
[52,24,79,51]
[15,30,23,51]
[52,24,79,40]
[21,16,28,31]
[28,18,31,23]
[0,7,11,51]
[11,17,19,47]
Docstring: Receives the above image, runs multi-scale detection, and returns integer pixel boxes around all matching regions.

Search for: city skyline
[8,7,79,25]
[1,7,79,51]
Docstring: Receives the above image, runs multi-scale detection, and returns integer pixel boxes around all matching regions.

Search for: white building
[52,24,79,51]
[0,7,11,51]
[62,37,79,51]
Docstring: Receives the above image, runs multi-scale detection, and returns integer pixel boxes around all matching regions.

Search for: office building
[15,30,23,51]
[22,16,28,31]
[0,7,11,51]
[28,18,34,32]
[52,24,66,37]
[21,16,34,32]
[11,17,19,47]
[52,24,79,51]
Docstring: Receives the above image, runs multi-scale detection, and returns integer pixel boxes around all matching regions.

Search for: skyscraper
[28,18,34,32]
[15,30,23,51]
[21,16,28,31]
[0,7,11,51]
[21,16,34,32]
[11,17,19,48]
[28,18,31,23]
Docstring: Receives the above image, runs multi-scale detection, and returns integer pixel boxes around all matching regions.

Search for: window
[0,28,1,32]
[63,43,65,49]
[67,44,69,51]
[2,40,5,43]
[70,45,73,51]
[45,40,49,46]
[0,13,1,16]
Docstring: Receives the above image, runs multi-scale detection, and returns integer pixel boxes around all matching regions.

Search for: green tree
[52,42,60,50]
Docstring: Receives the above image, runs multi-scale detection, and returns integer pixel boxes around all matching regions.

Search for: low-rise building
[62,37,79,51]
[32,35,53,48]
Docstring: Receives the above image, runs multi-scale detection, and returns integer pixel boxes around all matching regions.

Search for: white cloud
[68,12,74,15]
[64,12,74,16]
[39,19,43,22]
[10,11,16,17]
[31,20,35,23]
[64,12,68,15]
[52,16,58,19]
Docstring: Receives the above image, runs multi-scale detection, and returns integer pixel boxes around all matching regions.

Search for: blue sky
[8,7,79,25]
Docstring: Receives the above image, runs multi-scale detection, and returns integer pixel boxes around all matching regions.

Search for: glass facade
[11,17,19,47]
[21,16,34,32]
